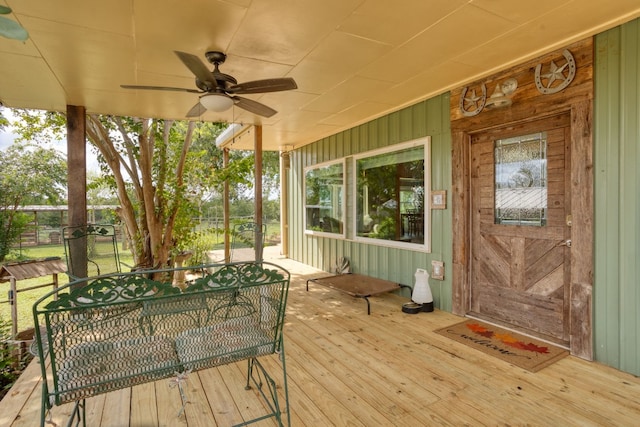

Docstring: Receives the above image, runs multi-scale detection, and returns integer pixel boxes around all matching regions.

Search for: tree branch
[163,121,195,247]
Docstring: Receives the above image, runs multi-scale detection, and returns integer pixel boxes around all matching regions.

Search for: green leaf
[0,16,28,41]
[0,6,12,14]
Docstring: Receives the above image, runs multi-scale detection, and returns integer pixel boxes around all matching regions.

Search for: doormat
[435,319,569,372]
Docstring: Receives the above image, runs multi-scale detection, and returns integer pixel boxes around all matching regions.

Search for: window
[354,138,430,251]
[494,132,547,226]
[304,160,345,236]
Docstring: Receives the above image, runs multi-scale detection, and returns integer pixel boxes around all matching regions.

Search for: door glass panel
[494,132,547,226]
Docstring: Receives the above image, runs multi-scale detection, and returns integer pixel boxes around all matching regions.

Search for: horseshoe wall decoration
[459,83,487,117]
[534,49,576,94]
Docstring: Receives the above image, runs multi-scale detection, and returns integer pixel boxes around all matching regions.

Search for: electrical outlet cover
[431,260,444,280]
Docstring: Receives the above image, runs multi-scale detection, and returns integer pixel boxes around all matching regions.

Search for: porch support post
[223,148,230,263]
[280,150,290,257]
[66,105,88,281]
[254,125,263,261]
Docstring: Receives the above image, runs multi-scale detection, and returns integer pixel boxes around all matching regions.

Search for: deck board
[2,249,640,426]
[102,387,131,426]
[198,366,243,426]
[0,352,42,425]
[130,382,158,427]
[155,376,187,427]
[183,369,221,427]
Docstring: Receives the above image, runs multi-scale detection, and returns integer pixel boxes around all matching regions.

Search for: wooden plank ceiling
[1,0,639,150]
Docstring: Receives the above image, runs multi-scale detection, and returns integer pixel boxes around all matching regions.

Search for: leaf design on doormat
[466,323,550,354]
[466,323,494,338]
[494,333,518,344]
[509,341,550,354]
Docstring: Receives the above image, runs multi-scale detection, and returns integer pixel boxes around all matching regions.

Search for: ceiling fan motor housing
[205,51,227,65]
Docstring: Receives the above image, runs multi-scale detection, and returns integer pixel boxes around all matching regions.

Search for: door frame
[450,39,594,359]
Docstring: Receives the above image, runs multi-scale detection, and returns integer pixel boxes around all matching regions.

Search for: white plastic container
[411,268,434,312]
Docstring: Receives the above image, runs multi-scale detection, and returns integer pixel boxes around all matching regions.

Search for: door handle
[557,239,572,247]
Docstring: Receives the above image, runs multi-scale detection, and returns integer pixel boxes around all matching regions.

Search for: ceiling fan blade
[232,96,277,117]
[228,77,297,94]
[186,102,207,118]
[121,84,202,93]
[174,51,218,89]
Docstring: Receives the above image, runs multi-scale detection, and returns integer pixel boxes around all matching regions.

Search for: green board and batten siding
[287,95,453,312]
[286,17,640,376]
[594,19,640,376]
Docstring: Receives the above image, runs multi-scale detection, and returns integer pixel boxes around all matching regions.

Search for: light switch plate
[430,190,446,209]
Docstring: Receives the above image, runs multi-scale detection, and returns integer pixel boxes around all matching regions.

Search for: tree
[12,110,235,269]
[0,110,8,130]
[0,143,67,261]
[188,121,254,219]
[193,145,282,221]
[86,117,236,268]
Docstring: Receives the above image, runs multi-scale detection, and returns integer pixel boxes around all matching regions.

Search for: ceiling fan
[121,51,297,118]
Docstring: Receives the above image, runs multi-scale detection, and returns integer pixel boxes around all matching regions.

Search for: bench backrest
[32,261,290,406]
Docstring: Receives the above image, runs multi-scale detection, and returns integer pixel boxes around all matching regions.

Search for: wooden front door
[469,114,571,344]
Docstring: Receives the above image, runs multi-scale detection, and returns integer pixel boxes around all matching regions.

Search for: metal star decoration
[541,60,569,88]
[463,89,481,109]
[459,84,487,116]
[534,49,576,94]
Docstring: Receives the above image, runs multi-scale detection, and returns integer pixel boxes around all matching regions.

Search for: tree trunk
[84,116,197,270]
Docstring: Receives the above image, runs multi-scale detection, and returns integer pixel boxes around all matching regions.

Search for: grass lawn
[1,222,280,336]
[1,243,135,335]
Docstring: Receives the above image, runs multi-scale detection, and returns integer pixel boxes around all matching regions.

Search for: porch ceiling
[1,0,639,151]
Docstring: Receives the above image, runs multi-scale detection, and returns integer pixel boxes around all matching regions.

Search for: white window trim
[303,158,347,239]
[352,137,431,252]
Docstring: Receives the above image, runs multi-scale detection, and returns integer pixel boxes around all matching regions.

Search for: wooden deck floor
[2,252,640,426]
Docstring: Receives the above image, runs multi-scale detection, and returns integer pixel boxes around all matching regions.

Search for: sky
[0,107,100,172]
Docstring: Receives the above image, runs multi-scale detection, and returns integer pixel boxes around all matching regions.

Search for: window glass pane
[356,145,425,243]
[494,132,547,226]
[305,161,344,234]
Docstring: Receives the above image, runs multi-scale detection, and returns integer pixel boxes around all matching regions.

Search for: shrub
[0,315,31,400]
[187,228,224,267]
[0,211,30,263]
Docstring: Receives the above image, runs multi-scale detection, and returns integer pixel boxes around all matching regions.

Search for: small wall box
[431,190,446,210]
[431,260,444,280]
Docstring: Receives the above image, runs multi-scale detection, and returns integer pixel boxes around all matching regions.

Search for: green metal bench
[32,261,291,427]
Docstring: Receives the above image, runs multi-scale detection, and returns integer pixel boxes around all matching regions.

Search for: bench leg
[280,343,291,427]
[40,384,81,427]
[42,398,84,427]
[236,349,290,427]
[40,384,48,427]
[65,400,85,427]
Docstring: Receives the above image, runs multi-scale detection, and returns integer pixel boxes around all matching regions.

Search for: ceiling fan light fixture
[200,93,234,112]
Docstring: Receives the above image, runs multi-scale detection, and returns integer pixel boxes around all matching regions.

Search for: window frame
[303,158,346,238]
[352,137,431,252]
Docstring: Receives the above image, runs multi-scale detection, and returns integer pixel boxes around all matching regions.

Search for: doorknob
[558,239,572,247]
